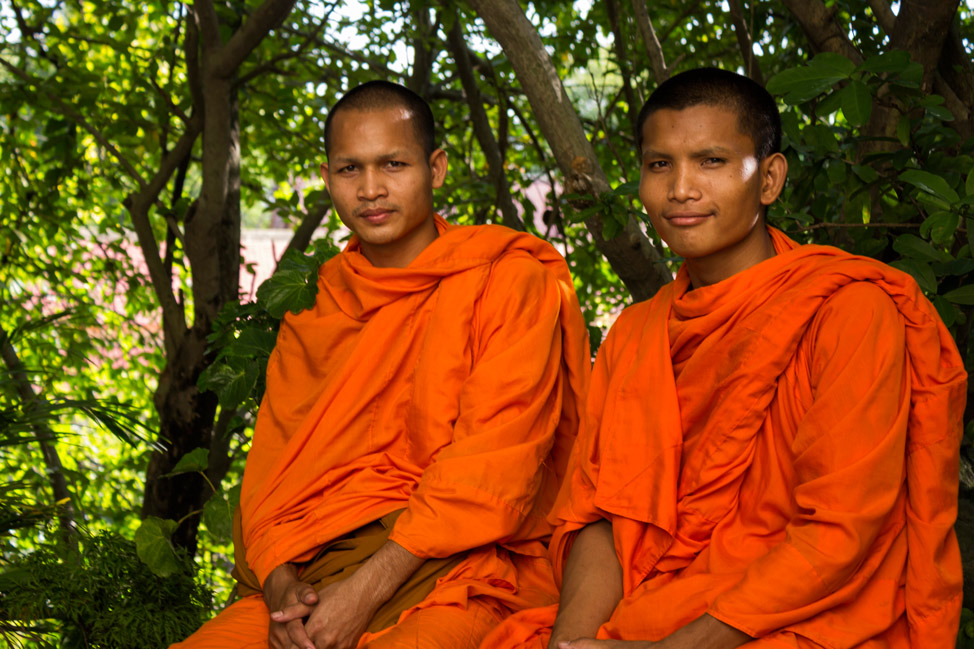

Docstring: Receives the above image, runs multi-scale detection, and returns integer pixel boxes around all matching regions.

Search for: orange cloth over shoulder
[238,214,589,618]
[489,228,966,648]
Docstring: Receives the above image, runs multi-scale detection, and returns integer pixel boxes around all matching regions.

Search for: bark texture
[469,0,672,301]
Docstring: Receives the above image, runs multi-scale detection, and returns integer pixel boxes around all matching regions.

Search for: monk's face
[638,104,787,286]
[322,106,447,268]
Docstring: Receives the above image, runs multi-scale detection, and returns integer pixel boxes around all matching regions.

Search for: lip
[356,207,394,223]
[663,212,711,226]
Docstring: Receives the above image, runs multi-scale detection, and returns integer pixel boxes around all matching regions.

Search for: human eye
[386,160,406,169]
[337,164,357,174]
[646,160,668,171]
[702,157,725,167]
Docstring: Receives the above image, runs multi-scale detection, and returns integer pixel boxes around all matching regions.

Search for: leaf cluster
[0,530,212,649]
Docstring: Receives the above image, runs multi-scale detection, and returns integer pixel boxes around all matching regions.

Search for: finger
[285,618,316,649]
[272,601,315,623]
[292,581,319,606]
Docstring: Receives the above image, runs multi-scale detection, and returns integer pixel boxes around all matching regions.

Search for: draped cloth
[483,228,966,648]
[173,215,590,649]
[231,509,461,633]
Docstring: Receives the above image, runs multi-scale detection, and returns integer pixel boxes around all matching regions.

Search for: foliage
[0,529,211,649]
[1,0,973,643]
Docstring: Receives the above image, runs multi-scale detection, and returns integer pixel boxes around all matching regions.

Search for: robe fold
[174,215,590,649]
[484,228,965,648]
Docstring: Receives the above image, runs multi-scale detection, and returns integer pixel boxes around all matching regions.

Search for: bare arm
[550,520,624,647]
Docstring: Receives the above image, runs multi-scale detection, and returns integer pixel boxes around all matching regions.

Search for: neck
[686,225,775,289]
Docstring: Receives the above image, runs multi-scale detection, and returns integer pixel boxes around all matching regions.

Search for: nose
[357,167,387,201]
[668,164,699,202]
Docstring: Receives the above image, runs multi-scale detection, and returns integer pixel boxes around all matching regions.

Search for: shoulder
[804,281,906,385]
[811,281,901,333]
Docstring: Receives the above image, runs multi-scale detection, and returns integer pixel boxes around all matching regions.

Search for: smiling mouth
[664,213,711,226]
[356,207,394,222]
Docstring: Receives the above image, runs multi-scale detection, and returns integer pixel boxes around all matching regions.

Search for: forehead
[328,106,423,157]
[640,104,754,154]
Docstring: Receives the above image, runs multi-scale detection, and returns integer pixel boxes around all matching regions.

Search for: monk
[171,80,590,649]
[482,68,966,649]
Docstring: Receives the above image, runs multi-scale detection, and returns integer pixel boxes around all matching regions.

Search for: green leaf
[226,328,278,359]
[851,164,879,184]
[601,216,621,241]
[202,491,233,542]
[896,115,912,146]
[919,211,959,245]
[932,295,958,329]
[826,160,846,185]
[257,268,317,318]
[810,52,857,76]
[856,50,911,75]
[966,169,974,198]
[165,447,209,477]
[899,169,960,204]
[892,233,947,263]
[890,259,937,293]
[198,360,258,409]
[610,180,639,197]
[943,285,974,305]
[767,61,850,104]
[838,80,872,127]
[134,517,180,578]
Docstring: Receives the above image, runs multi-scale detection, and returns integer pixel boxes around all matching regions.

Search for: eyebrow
[641,146,735,159]
[332,149,411,164]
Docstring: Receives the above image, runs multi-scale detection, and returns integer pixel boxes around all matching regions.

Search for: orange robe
[485,228,965,648]
[173,216,590,648]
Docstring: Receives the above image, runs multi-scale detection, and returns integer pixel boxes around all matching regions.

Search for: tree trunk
[140,0,295,553]
[468,0,671,301]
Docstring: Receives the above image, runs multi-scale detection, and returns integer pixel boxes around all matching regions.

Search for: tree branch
[193,0,221,50]
[780,0,864,64]
[891,0,961,92]
[211,0,298,78]
[0,325,78,551]
[281,201,329,260]
[727,0,765,85]
[867,0,896,34]
[469,0,671,300]
[0,56,147,189]
[630,0,668,82]
[606,0,641,127]
[446,16,524,231]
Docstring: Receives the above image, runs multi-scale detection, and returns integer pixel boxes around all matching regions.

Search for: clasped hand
[264,564,377,649]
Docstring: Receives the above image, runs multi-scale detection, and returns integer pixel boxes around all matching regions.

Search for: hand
[269,540,423,649]
[272,576,377,649]
[263,563,319,649]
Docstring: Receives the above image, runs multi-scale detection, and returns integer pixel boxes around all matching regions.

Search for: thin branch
[728,0,765,85]
[211,0,298,78]
[281,201,329,261]
[630,0,668,82]
[446,15,524,230]
[0,56,147,189]
[234,3,332,88]
[867,0,896,34]
[0,325,78,552]
[606,0,640,127]
[791,221,921,231]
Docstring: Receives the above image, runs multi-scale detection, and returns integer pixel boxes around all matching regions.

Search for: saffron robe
[485,228,965,648]
[173,216,590,648]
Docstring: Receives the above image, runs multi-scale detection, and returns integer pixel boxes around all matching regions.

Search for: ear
[428,149,447,189]
[759,152,788,206]
[320,161,330,193]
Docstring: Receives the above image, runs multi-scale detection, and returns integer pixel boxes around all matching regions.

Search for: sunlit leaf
[165,447,209,477]
[134,516,180,578]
